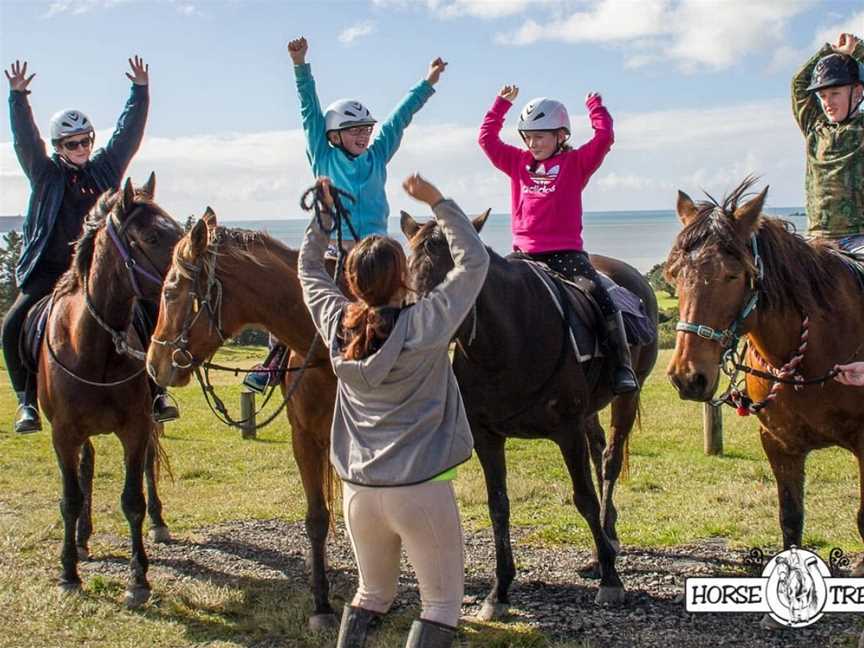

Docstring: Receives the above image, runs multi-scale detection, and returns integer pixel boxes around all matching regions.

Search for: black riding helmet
[806,53,860,92]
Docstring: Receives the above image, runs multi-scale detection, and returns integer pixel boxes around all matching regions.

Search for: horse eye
[724,274,740,282]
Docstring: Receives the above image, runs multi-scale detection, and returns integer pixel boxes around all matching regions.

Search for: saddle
[836,235,864,291]
[20,296,154,374]
[509,255,656,363]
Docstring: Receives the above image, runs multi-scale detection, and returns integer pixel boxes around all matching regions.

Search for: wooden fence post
[240,391,256,440]
[703,402,723,455]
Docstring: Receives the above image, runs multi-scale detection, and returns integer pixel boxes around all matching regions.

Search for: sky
[0,0,862,221]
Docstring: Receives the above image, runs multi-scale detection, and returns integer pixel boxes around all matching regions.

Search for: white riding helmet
[323,99,377,133]
[49,109,94,142]
[518,97,570,134]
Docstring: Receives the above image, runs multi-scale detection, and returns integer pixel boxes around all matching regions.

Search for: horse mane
[54,189,120,298]
[666,176,840,316]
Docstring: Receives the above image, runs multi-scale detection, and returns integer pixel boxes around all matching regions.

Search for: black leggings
[525,250,617,317]
[1,270,62,398]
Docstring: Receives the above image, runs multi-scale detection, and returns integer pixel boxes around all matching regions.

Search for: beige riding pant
[342,479,465,627]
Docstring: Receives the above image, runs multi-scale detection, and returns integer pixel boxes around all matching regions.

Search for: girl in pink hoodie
[478,85,637,394]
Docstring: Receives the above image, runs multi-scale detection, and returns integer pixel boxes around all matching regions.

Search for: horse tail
[323,446,339,532]
[621,389,643,481]
[149,422,174,483]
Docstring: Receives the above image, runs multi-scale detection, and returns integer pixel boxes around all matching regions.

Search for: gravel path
[81,519,863,648]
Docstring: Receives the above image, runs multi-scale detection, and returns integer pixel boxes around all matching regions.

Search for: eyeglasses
[62,136,93,152]
[342,125,373,136]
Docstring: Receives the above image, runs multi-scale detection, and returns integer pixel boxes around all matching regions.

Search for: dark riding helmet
[806,53,861,93]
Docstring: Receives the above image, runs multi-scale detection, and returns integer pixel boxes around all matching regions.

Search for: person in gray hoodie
[298,174,489,648]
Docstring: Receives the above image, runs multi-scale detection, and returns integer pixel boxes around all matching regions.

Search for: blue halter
[675,234,764,350]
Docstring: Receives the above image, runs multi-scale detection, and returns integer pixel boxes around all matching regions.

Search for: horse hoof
[595,586,626,605]
[308,613,339,632]
[124,587,151,609]
[851,559,864,578]
[759,614,784,630]
[148,526,172,543]
[477,601,509,621]
[577,561,601,580]
[58,580,82,595]
[77,546,90,561]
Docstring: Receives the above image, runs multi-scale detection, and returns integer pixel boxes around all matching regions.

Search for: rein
[152,183,358,431]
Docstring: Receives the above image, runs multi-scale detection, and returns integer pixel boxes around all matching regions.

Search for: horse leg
[578,414,606,579]
[289,403,337,631]
[145,425,171,543]
[602,390,639,550]
[853,445,864,577]
[759,428,806,549]
[558,423,624,605]
[475,428,516,621]
[76,440,95,561]
[55,435,85,593]
[120,426,151,608]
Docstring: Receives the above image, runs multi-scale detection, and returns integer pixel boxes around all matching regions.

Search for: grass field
[0,345,861,647]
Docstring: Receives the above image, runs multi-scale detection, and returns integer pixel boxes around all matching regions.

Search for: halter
[675,233,764,350]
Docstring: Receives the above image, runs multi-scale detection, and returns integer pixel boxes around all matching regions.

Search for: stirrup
[14,404,42,434]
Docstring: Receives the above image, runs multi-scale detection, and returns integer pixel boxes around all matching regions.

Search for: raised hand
[126,55,149,86]
[403,173,444,206]
[315,176,335,209]
[586,91,603,104]
[498,84,519,102]
[833,32,860,56]
[288,37,308,65]
[5,60,35,93]
[426,57,447,86]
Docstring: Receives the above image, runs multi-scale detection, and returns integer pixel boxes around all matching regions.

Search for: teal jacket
[294,63,434,238]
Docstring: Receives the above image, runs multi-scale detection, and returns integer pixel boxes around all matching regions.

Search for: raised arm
[298,178,349,346]
[403,174,489,350]
[101,56,150,178]
[5,60,49,182]
[478,86,524,176]
[791,43,834,135]
[367,57,442,163]
[290,37,330,170]
[574,92,614,185]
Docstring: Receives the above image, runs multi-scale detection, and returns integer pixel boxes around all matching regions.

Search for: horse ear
[733,185,768,235]
[472,208,491,233]
[400,210,421,239]
[189,217,208,256]
[203,206,217,229]
[676,190,699,227]
[120,177,135,215]
[141,172,156,199]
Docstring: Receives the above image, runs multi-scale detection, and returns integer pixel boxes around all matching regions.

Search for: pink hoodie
[478,94,614,253]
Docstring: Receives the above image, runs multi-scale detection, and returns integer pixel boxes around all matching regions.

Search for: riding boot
[336,605,379,648]
[404,619,457,648]
[150,381,180,423]
[14,389,41,434]
[605,311,639,395]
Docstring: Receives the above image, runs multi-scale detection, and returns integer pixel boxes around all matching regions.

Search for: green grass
[0,346,861,647]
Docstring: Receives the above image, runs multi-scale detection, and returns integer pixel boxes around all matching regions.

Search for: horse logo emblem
[763,547,830,627]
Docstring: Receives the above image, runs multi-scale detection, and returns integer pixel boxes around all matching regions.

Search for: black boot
[14,402,41,434]
[405,619,457,648]
[605,311,638,395]
[336,605,379,648]
[151,386,180,423]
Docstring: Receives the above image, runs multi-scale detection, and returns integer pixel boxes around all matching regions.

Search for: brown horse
[145,212,339,629]
[40,174,183,606]
[401,209,659,619]
[666,177,864,576]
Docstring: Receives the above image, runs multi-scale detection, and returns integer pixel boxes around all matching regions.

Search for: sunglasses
[61,136,93,152]
[342,125,373,136]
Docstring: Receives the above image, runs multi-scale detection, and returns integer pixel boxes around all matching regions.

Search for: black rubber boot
[404,619,457,648]
[605,312,639,395]
[336,605,379,648]
[14,403,41,434]
[151,387,180,423]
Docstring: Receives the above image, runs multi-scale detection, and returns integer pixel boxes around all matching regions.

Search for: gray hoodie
[298,198,489,486]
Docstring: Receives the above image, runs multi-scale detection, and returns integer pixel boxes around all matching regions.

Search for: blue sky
[1,0,862,220]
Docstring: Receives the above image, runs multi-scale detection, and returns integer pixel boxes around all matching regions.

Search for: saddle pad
[836,235,864,292]
[20,294,52,373]
[516,258,656,363]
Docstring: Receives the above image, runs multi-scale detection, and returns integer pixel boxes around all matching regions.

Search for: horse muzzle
[667,368,718,402]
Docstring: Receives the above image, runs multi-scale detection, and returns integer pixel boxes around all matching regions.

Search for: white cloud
[338,20,377,44]
[0,98,807,220]
[372,0,558,20]
[811,10,864,49]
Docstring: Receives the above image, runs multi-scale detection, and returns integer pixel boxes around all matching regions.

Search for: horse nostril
[692,372,707,395]
[667,373,682,393]
[146,362,157,382]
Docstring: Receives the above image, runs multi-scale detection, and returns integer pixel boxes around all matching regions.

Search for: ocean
[223,208,807,273]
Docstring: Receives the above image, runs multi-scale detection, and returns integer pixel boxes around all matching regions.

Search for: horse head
[147,207,222,387]
[400,207,490,298]
[665,178,768,401]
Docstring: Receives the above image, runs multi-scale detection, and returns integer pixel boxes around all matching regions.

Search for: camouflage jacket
[792,42,864,239]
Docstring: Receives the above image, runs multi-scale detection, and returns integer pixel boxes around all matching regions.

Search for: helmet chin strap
[57,153,86,170]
